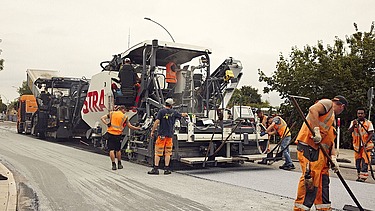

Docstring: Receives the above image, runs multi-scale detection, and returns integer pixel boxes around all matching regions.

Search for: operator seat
[115,65,137,107]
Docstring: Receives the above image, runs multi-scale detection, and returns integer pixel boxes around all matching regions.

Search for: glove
[107,123,111,127]
[331,155,340,173]
[312,127,322,144]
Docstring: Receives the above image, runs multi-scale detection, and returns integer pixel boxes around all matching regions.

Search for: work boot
[112,163,117,170]
[283,164,295,170]
[356,178,365,182]
[164,166,172,175]
[118,162,123,169]
[148,168,159,175]
[279,164,287,169]
[0,174,8,180]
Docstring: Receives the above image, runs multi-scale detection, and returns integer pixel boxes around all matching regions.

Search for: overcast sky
[1,0,374,106]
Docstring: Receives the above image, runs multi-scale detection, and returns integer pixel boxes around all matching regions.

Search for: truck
[82,39,273,167]
[26,69,90,139]
[17,95,38,134]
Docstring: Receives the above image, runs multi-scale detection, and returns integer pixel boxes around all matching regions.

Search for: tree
[0,59,4,71]
[258,23,375,148]
[228,85,266,107]
[17,80,32,96]
[0,97,6,113]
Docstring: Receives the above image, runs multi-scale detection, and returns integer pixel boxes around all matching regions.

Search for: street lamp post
[144,17,175,43]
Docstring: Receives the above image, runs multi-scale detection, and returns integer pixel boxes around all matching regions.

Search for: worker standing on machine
[165,61,178,98]
[148,98,188,175]
[101,105,141,170]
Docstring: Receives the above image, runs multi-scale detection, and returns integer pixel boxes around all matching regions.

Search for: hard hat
[124,58,131,63]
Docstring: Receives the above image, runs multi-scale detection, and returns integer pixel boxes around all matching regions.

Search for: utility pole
[368,87,374,120]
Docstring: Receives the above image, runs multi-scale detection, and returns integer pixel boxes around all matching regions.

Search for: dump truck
[16,95,38,134]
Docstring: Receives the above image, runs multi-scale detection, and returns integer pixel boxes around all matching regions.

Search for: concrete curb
[289,147,356,169]
[0,162,17,211]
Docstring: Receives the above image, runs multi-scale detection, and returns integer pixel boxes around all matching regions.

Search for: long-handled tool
[289,96,365,211]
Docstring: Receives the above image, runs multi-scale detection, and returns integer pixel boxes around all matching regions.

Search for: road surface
[0,122,374,210]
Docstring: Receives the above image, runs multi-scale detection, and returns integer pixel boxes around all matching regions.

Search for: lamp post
[144,17,175,43]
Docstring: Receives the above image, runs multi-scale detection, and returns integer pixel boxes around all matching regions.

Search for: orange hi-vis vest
[352,119,374,152]
[107,111,127,135]
[273,116,291,138]
[166,62,177,84]
[296,102,335,151]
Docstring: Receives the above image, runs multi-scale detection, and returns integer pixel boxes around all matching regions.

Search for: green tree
[258,23,375,148]
[17,80,32,96]
[0,59,4,71]
[228,85,266,107]
[0,97,6,113]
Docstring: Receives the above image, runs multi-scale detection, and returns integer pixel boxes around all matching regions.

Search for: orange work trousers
[355,148,372,181]
[294,146,331,211]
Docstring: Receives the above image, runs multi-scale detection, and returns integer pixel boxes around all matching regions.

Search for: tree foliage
[228,85,264,107]
[0,59,4,71]
[258,23,375,148]
[0,98,6,113]
[18,80,32,96]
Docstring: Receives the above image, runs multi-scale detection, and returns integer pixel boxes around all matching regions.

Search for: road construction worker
[148,98,188,175]
[348,107,374,182]
[256,109,268,127]
[166,61,177,85]
[101,105,141,170]
[117,58,139,93]
[266,115,294,170]
[294,95,348,211]
[165,61,178,97]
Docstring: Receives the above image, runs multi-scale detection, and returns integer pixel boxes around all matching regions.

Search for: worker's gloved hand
[107,123,111,127]
[331,155,340,173]
[312,127,322,144]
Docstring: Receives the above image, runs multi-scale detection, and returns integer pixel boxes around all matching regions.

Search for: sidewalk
[0,161,17,211]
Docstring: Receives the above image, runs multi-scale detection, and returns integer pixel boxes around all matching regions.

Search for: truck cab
[17,95,38,134]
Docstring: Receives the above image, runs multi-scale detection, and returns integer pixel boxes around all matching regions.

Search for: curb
[290,150,356,169]
[0,162,17,211]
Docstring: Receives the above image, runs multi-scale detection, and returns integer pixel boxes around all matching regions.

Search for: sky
[1,0,374,106]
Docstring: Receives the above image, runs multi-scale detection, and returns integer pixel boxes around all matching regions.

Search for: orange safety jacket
[352,120,374,152]
[107,111,128,135]
[273,116,291,138]
[166,62,177,84]
[296,102,335,151]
